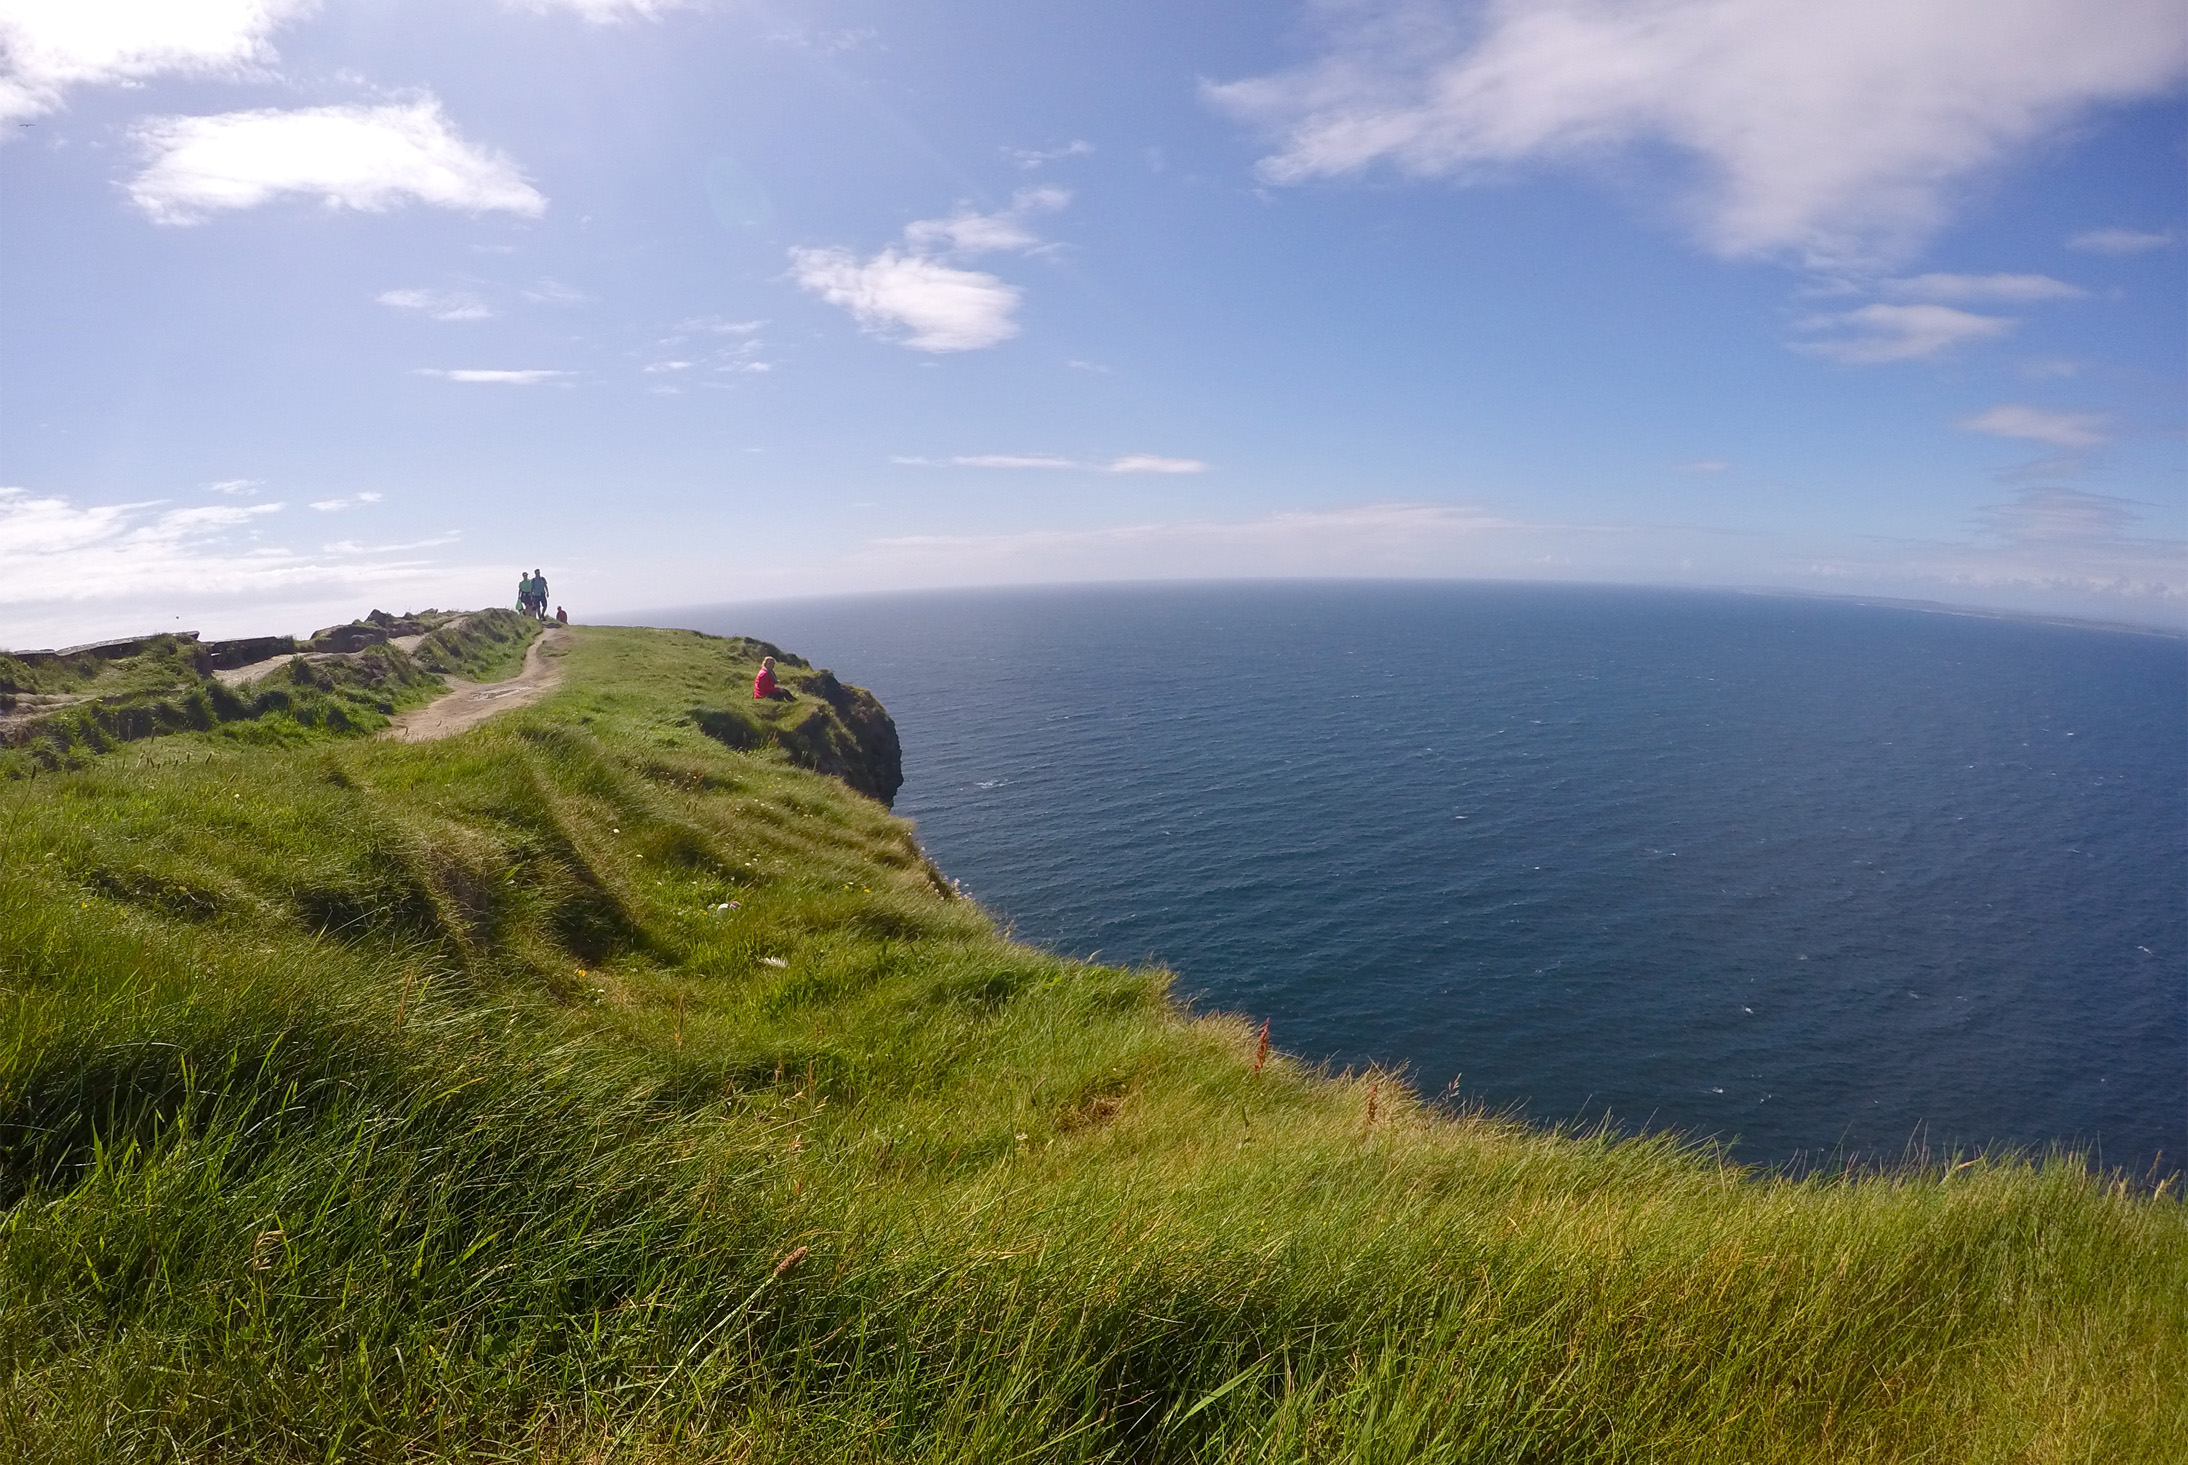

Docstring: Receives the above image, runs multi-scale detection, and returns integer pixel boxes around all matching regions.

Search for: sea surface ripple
[667,583,2186,1175]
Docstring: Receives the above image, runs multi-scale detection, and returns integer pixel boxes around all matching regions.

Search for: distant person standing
[516,572,534,617]
[753,656,792,700]
[529,570,549,621]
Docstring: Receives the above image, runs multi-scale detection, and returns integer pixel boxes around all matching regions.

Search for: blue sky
[2,0,2184,645]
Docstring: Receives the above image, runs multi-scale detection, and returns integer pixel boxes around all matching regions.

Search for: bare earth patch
[382,628,569,743]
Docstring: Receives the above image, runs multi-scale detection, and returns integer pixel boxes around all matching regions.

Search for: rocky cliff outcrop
[689,640,904,807]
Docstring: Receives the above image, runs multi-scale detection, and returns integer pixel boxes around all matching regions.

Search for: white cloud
[643,359,693,373]
[790,247,1022,353]
[2067,226,2176,254]
[323,532,460,554]
[1796,302,2013,363]
[1980,486,2144,543]
[207,477,262,495]
[1107,455,1209,475]
[903,212,1040,256]
[1211,0,2188,265]
[522,278,587,305]
[914,455,1077,470]
[0,487,273,596]
[128,100,545,224]
[308,492,383,512]
[413,368,570,385]
[676,316,765,335]
[894,453,1212,473]
[1010,140,1096,169]
[501,0,700,21]
[855,503,1542,582]
[378,287,493,321]
[793,188,1072,352]
[0,486,493,647]
[902,186,1072,256]
[1958,403,2109,447]
[0,0,314,126]
[1805,488,2184,615]
[1881,272,2085,302]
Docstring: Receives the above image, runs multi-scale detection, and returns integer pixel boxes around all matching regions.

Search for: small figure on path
[516,571,535,618]
[555,605,568,625]
[753,656,793,701]
[529,570,550,621]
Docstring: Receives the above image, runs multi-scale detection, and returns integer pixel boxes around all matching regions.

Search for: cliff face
[690,639,904,807]
[775,668,905,807]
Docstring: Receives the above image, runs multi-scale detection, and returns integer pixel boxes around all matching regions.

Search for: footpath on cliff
[382,625,570,742]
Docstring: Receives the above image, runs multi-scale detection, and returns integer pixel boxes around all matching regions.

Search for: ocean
[661,582,2186,1177]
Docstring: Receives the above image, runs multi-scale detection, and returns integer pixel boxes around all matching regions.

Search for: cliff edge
[687,637,904,807]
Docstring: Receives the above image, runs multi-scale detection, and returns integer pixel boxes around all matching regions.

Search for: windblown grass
[0,625,2178,1462]
[0,611,537,778]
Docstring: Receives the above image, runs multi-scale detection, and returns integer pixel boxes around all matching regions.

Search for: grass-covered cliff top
[0,610,540,777]
[0,622,2178,1462]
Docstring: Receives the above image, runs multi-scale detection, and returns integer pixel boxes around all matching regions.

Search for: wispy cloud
[378,287,493,321]
[1109,455,1209,474]
[650,317,772,378]
[1806,488,2184,614]
[0,486,488,647]
[790,249,1022,353]
[500,0,703,21]
[1008,140,1096,169]
[1211,0,2188,266]
[1958,403,2109,448]
[856,503,1540,581]
[791,187,1071,353]
[675,316,764,335]
[207,478,263,496]
[1795,303,2013,363]
[896,454,1073,470]
[413,368,570,385]
[324,532,461,554]
[521,278,587,305]
[894,454,1211,474]
[308,492,385,512]
[129,100,544,225]
[1881,272,2085,303]
[902,187,1070,255]
[2067,226,2176,254]
[0,0,314,127]
[1677,460,1732,474]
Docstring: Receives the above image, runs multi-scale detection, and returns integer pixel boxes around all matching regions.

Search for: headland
[0,615,2178,1461]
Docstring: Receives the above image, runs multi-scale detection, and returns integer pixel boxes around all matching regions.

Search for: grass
[0,622,2179,1462]
[0,611,537,778]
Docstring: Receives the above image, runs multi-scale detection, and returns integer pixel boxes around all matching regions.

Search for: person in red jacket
[753,656,791,700]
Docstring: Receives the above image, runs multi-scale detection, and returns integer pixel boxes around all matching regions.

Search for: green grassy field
[0,623,2178,1462]
[0,610,539,778]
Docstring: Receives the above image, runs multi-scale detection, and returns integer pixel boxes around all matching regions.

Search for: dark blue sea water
[657,583,2186,1176]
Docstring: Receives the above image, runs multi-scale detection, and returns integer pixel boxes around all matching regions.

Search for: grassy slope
[0,624,2178,1463]
[0,611,539,778]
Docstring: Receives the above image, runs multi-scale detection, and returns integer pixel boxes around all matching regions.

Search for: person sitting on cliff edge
[753,655,794,701]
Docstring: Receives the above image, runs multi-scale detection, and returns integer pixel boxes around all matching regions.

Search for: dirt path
[382,628,569,743]
[214,614,473,689]
[214,653,335,689]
